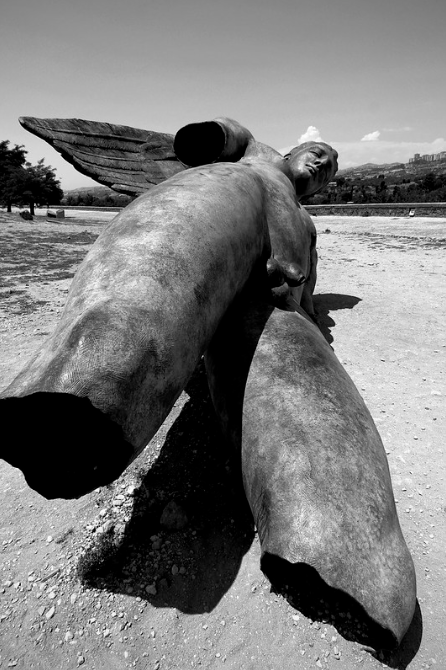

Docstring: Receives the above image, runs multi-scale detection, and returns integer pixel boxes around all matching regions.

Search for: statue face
[285,142,338,198]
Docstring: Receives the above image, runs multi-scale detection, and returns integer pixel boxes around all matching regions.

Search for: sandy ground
[0,212,445,670]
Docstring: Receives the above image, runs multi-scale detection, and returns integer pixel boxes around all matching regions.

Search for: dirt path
[0,213,444,670]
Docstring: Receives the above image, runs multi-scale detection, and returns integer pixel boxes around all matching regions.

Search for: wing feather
[19,117,185,195]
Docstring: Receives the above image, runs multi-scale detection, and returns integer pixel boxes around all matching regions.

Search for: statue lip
[305,163,319,175]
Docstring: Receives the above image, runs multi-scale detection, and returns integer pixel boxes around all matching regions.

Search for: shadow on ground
[263,557,422,668]
[77,301,421,664]
[313,292,362,343]
[79,361,255,614]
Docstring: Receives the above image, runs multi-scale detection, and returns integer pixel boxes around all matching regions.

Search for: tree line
[3,137,446,213]
[304,170,446,205]
[63,191,132,208]
[0,140,63,215]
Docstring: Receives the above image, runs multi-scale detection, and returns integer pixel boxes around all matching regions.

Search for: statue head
[284,141,338,198]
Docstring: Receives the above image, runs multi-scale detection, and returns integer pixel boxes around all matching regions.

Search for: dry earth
[0,211,444,670]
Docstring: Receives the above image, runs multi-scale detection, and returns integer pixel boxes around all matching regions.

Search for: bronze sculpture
[205,291,416,646]
[0,115,415,646]
[1,118,332,498]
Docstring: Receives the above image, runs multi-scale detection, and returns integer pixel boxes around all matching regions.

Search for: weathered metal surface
[205,297,416,646]
[0,162,272,498]
[19,116,184,195]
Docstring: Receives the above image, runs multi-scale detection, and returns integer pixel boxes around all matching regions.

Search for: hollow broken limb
[0,162,271,499]
[205,296,416,646]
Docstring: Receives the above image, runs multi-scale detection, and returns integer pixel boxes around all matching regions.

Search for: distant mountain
[64,185,119,197]
[338,159,446,180]
[338,162,405,176]
[62,185,132,207]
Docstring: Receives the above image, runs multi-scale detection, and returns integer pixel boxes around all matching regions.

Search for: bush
[19,210,33,221]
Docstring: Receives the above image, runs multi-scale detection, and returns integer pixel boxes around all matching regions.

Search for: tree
[0,141,27,212]
[20,159,63,215]
[421,172,437,193]
[0,141,63,215]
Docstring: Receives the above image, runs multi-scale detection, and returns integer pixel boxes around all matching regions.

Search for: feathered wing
[19,117,186,196]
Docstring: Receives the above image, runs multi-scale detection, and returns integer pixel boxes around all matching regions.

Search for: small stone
[101,520,115,534]
[171,565,179,576]
[77,655,85,666]
[179,566,186,575]
[46,536,53,543]
[145,584,157,596]
[7,661,18,668]
[99,509,107,517]
[38,606,46,616]
[160,501,188,530]
[127,485,137,496]
[70,593,78,605]
[113,498,124,507]
[65,631,74,642]
[103,629,110,638]
[46,606,55,619]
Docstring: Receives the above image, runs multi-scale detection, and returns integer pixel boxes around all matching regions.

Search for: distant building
[408,151,446,164]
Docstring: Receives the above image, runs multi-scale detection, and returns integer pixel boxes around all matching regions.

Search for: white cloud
[329,137,446,169]
[278,125,324,155]
[361,130,381,142]
[298,125,323,144]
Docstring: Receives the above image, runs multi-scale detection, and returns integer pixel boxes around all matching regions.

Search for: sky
[1,0,445,190]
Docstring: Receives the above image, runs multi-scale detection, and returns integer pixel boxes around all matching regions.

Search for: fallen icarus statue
[0,115,416,647]
[1,117,327,498]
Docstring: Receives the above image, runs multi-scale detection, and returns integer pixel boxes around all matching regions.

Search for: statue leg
[0,165,270,499]
[205,294,416,647]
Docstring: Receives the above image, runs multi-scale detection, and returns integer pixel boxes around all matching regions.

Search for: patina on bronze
[1,114,416,645]
[0,117,331,499]
[205,291,416,646]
